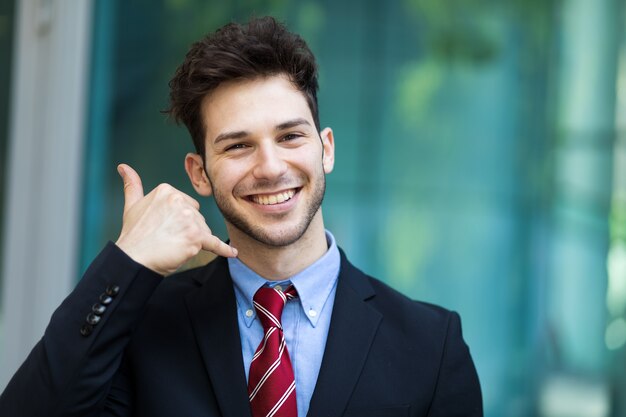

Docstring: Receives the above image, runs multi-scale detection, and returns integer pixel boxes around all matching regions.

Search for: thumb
[117,163,144,213]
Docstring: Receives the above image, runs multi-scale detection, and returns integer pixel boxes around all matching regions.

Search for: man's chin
[223,217,307,248]
[238,225,308,248]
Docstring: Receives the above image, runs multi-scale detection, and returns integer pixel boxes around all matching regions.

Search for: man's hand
[114,164,237,276]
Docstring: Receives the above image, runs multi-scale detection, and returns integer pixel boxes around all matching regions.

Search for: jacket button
[80,323,94,336]
[105,284,120,296]
[92,303,106,315]
[99,294,113,305]
[86,313,101,325]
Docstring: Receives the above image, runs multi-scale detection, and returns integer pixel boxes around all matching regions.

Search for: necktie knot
[253,285,298,331]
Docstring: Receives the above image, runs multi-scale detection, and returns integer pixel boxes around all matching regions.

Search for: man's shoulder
[365,273,453,324]
[147,256,227,302]
[129,256,230,341]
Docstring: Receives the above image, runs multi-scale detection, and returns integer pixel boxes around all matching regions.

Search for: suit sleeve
[0,242,162,417]
[427,312,483,417]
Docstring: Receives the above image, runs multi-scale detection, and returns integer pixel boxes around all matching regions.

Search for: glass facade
[79,1,626,416]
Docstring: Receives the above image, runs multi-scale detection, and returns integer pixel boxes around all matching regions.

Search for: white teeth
[252,189,295,205]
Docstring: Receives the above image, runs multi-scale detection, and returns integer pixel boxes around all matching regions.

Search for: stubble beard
[208,170,326,248]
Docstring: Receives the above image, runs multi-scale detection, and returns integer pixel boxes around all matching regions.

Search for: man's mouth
[249,188,297,205]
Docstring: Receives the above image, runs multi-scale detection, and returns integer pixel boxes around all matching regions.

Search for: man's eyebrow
[276,118,311,131]
[213,130,249,144]
[213,119,311,144]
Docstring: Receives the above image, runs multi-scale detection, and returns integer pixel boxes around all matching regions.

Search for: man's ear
[320,127,335,174]
[184,153,213,197]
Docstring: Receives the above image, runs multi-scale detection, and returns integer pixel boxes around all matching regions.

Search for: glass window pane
[0,0,16,364]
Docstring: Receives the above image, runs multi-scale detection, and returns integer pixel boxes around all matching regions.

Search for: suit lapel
[307,252,382,417]
[185,258,252,417]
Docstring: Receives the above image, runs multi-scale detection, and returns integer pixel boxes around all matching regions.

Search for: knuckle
[185,223,202,239]
[186,245,199,258]
[183,223,198,238]
[154,183,173,197]
[180,208,194,218]
[167,193,183,205]
[155,183,170,193]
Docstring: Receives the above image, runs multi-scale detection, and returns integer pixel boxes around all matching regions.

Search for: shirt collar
[228,230,340,328]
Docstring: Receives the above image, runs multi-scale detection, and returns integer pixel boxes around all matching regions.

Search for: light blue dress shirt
[228,231,340,417]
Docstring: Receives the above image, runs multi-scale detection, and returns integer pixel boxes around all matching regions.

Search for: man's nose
[252,143,288,180]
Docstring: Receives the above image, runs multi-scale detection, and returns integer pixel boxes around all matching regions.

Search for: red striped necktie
[248,285,298,417]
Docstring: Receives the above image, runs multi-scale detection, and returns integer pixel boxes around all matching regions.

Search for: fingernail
[117,165,124,176]
[232,247,238,257]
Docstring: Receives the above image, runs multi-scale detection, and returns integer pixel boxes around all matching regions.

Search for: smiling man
[0,16,482,417]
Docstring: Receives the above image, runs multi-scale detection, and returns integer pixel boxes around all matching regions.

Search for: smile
[249,188,297,205]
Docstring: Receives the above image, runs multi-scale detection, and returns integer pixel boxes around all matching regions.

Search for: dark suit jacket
[0,243,482,417]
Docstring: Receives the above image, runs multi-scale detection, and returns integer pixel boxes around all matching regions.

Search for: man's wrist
[113,240,166,276]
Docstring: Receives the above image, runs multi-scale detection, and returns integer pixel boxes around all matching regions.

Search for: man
[0,16,482,417]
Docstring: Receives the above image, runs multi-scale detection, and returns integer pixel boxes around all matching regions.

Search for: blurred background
[1,0,626,415]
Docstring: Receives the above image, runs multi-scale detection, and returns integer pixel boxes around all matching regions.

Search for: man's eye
[225,143,247,151]
[282,133,301,141]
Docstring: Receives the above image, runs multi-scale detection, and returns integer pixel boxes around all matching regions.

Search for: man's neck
[226,214,328,280]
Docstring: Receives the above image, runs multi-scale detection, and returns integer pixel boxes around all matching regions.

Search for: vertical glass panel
[0,0,16,364]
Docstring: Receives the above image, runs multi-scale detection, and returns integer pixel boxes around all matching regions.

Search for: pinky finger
[202,234,238,258]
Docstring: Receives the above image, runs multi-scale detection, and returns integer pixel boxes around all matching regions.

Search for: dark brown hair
[166,16,320,156]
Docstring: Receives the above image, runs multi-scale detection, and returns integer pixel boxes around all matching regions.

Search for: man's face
[197,75,334,247]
